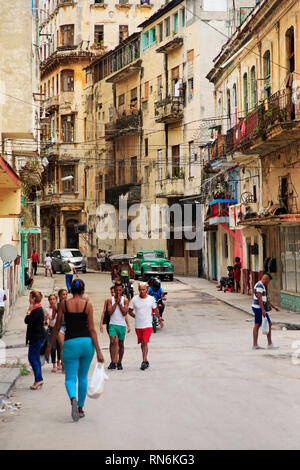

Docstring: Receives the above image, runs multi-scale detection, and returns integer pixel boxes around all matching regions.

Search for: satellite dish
[0,244,18,263]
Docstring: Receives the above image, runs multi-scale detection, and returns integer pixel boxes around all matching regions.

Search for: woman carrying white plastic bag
[88,363,108,399]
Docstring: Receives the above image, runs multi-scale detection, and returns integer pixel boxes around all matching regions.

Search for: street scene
[1,0,300,453]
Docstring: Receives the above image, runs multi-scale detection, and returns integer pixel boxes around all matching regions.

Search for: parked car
[133,250,174,281]
[51,249,87,274]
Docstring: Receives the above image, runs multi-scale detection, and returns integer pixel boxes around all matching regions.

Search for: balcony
[155,177,185,198]
[105,183,141,206]
[226,89,300,157]
[154,95,183,124]
[206,197,237,225]
[229,202,259,229]
[105,110,141,140]
[43,96,59,112]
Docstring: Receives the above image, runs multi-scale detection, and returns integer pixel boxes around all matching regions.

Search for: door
[65,219,79,248]
[211,231,217,281]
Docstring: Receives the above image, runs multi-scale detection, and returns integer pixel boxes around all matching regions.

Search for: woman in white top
[45,294,61,372]
[44,254,53,278]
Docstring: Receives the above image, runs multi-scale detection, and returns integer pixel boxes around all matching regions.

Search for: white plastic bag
[87,363,108,399]
[262,316,269,335]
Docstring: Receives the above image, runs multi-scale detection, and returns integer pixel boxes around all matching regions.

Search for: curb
[0,368,21,400]
[176,277,300,330]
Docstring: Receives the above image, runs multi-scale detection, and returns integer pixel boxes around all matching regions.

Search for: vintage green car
[133,250,174,281]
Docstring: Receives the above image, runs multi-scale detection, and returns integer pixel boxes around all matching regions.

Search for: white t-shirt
[45,256,52,268]
[129,294,157,329]
[252,281,267,309]
[0,289,6,307]
[110,296,126,327]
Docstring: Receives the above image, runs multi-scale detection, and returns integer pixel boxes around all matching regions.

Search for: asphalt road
[1,272,300,450]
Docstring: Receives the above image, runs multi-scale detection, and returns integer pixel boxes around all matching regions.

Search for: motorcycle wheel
[152,318,157,333]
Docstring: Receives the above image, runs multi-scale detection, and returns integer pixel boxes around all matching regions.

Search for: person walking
[46,279,104,422]
[106,284,129,370]
[128,282,163,370]
[234,257,242,292]
[44,254,53,277]
[45,294,61,373]
[56,288,68,373]
[64,260,78,293]
[24,290,47,390]
[0,287,7,338]
[252,273,280,350]
[31,250,39,276]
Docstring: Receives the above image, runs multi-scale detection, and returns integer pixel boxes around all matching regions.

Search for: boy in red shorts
[128,282,163,370]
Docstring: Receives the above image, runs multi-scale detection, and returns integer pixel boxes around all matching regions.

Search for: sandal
[78,407,85,418]
[51,367,57,373]
[30,381,43,390]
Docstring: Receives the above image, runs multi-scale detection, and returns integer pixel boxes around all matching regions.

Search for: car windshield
[61,250,82,258]
[143,252,165,260]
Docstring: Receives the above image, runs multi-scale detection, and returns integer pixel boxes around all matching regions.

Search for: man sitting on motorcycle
[147,277,166,318]
[119,260,132,296]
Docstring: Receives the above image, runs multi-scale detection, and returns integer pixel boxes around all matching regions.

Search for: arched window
[250,66,257,108]
[286,26,295,75]
[232,83,237,124]
[243,72,248,114]
[263,51,271,98]
[227,89,231,130]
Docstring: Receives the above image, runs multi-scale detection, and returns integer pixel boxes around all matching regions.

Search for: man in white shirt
[44,254,53,277]
[107,283,129,370]
[129,282,163,370]
[0,288,7,338]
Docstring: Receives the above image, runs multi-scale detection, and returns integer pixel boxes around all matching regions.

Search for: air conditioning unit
[75,224,87,233]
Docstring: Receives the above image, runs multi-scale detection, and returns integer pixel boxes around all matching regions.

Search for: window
[187,49,194,63]
[94,25,104,44]
[144,81,149,100]
[131,157,137,183]
[181,8,185,27]
[164,17,170,37]
[243,72,248,114]
[119,25,128,43]
[145,138,148,156]
[61,25,74,46]
[189,141,195,178]
[145,166,150,182]
[157,75,163,101]
[61,70,74,92]
[250,66,257,108]
[118,94,125,107]
[263,50,271,98]
[141,31,149,54]
[281,226,300,293]
[130,87,138,108]
[232,83,237,122]
[171,67,179,96]
[62,165,75,193]
[172,145,180,178]
[118,160,125,185]
[62,115,75,142]
[173,12,178,33]
[158,23,163,42]
[188,78,194,101]
[158,149,163,180]
[149,27,156,45]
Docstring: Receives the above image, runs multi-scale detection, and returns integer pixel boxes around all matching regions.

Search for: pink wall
[234,230,245,268]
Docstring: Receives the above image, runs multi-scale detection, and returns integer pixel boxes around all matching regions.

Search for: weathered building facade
[207,0,300,310]
[39,0,165,257]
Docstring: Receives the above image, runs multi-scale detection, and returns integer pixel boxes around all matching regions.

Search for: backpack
[63,262,71,273]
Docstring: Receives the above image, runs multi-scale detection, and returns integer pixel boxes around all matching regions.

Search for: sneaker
[117,362,123,370]
[145,361,150,368]
[252,345,265,350]
[71,398,79,422]
[108,362,116,370]
[267,344,279,349]
[140,361,148,370]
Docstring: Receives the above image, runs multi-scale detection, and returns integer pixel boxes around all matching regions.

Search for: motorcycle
[152,291,167,333]
[121,276,134,300]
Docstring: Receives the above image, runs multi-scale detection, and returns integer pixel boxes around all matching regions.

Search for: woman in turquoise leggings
[46,279,104,421]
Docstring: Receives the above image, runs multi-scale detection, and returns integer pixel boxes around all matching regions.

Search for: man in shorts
[252,273,280,350]
[106,283,129,370]
[129,282,163,370]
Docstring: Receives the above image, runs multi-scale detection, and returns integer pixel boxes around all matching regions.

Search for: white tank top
[110,296,126,327]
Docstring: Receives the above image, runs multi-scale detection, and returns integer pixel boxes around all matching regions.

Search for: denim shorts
[252,307,271,325]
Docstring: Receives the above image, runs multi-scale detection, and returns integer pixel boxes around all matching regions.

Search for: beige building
[39,0,165,257]
[0,0,40,328]
[84,0,240,274]
[207,0,300,310]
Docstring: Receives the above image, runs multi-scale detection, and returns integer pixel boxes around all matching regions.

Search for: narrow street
[1,271,300,450]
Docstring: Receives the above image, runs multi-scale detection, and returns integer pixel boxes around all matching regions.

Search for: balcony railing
[226,89,300,155]
[211,134,226,160]
[155,176,185,198]
[105,110,141,138]
[154,95,184,124]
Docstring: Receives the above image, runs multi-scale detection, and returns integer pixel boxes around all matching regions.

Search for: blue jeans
[65,274,73,292]
[63,337,95,408]
[28,338,45,382]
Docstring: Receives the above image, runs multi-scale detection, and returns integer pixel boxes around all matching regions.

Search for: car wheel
[82,268,87,274]
[52,266,56,274]
[169,275,173,282]
[142,269,147,282]
[134,273,138,280]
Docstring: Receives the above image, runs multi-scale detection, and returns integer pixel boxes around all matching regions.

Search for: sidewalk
[176,276,300,329]
[0,272,55,399]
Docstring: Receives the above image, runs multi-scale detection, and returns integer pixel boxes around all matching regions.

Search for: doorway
[65,219,79,248]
